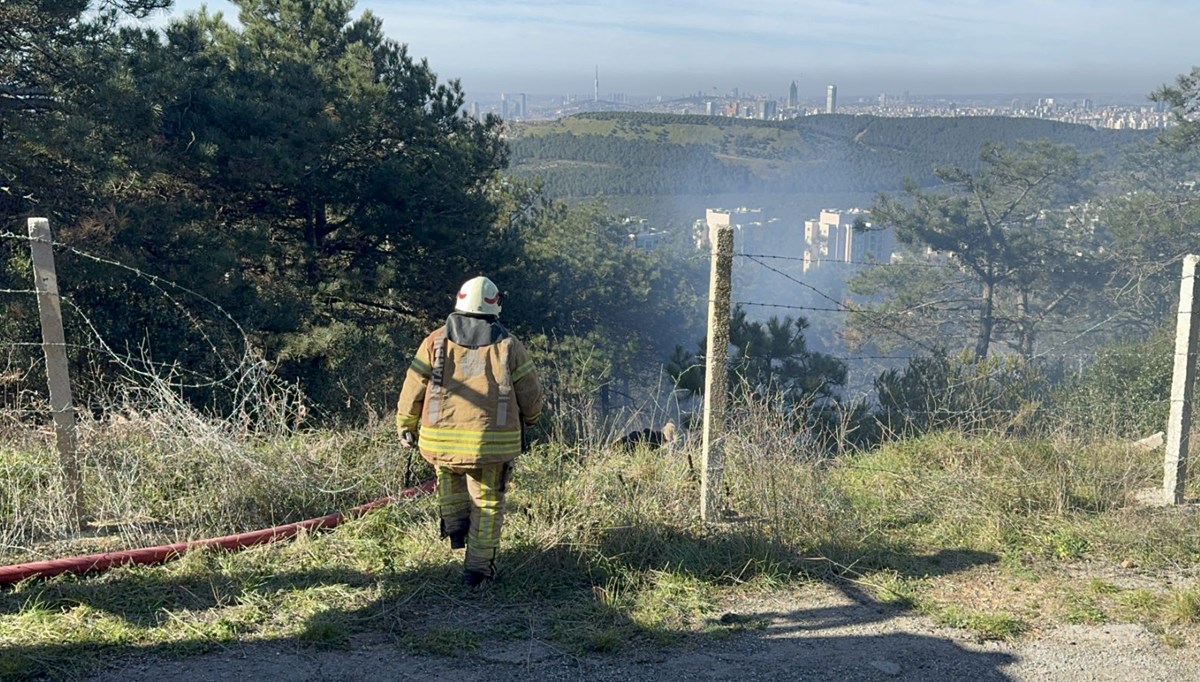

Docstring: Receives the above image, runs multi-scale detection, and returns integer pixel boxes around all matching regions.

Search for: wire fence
[0,228,299,436]
[0,225,415,560]
[682,249,1196,441]
[0,217,1192,562]
[733,250,1184,362]
[0,228,1188,430]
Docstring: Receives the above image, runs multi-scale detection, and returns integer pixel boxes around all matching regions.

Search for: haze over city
[168,0,1195,100]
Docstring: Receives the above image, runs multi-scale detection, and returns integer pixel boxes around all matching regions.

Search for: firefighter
[397,276,543,587]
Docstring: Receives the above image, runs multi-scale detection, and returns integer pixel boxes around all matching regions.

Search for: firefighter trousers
[436,462,511,575]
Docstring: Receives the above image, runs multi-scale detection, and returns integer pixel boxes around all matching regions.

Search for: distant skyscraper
[470,101,479,118]
[826,84,837,114]
[520,93,527,119]
[788,80,798,108]
[594,65,599,102]
[500,92,508,118]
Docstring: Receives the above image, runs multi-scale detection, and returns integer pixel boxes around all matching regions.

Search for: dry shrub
[720,391,861,551]
[0,362,421,563]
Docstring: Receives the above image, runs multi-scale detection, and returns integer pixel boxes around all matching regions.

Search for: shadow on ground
[0,512,1014,681]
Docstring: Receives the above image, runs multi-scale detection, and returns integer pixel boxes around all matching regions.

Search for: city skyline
[167,0,1196,100]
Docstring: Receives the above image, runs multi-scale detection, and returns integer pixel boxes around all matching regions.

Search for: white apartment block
[696,207,895,270]
[802,209,894,272]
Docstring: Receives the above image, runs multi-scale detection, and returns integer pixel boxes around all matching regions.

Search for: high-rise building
[594,65,599,102]
[826,84,837,114]
[520,93,528,119]
[470,101,479,118]
[500,92,508,118]
[788,80,798,108]
[698,206,803,255]
[802,209,893,272]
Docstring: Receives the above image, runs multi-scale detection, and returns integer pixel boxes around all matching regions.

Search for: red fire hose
[0,479,435,586]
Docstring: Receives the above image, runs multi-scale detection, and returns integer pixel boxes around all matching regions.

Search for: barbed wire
[734,300,846,314]
[0,340,118,354]
[58,295,256,390]
[737,252,955,269]
[707,301,1185,366]
[2,230,248,331]
[729,248,1187,418]
[734,298,978,317]
[0,230,256,390]
[735,251,1199,281]
[820,349,1191,363]
[740,255,945,355]
[719,308,1176,431]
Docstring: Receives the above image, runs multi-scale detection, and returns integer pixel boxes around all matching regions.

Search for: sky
[165,0,1197,100]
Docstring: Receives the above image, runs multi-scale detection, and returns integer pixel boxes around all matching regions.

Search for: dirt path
[84,582,1200,681]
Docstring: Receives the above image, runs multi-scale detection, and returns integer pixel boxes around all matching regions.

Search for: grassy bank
[2,412,1200,679]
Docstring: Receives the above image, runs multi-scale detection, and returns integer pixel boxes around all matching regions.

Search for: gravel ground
[86,582,1200,682]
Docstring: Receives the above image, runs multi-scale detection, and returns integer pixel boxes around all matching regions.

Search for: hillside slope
[508,112,1152,198]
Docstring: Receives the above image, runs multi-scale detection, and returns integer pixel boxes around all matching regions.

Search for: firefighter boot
[463,566,495,588]
[463,555,496,588]
[440,518,469,550]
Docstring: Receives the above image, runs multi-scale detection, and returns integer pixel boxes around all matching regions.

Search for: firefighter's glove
[400,430,418,449]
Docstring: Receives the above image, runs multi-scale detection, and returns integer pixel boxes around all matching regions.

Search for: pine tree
[854,140,1095,359]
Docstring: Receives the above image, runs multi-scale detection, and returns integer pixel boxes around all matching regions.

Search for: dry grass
[0,382,426,564]
[3,388,1200,679]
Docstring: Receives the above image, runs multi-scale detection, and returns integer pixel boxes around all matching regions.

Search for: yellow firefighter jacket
[397,314,543,467]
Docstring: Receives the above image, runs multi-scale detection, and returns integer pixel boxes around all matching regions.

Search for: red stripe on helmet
[484,293,500,304]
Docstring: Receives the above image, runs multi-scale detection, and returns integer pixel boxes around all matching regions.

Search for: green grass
[402,627,480,656]
[3,415,1200,679]
[1063,592,1107,625]
[935,606,1028,641]
[1114,588,1161,621]
[1166,588,1200,626]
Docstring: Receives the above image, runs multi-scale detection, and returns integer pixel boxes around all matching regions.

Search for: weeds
[2,391,1200,679]
[1166,588,1200,626]
[935,606,1027,641]
[403,627,480,656]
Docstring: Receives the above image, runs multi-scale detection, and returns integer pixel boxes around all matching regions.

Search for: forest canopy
[0,0,697,420]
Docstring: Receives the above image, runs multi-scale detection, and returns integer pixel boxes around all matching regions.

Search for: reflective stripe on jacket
[396,319,543,466]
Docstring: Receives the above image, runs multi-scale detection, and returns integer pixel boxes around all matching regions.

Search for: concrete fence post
[1165,254,1200,505]
[701,225,733,522]
[27,217,83,529]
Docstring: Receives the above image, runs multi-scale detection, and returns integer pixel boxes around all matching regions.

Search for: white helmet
[455,276,502,316]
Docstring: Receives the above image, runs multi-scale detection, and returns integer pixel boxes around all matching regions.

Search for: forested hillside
[0,0,700,421]
[509,112,1153,197]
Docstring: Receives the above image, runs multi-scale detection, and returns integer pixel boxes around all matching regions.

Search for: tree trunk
[974,277,995,361]
[1016,288,1034,359]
